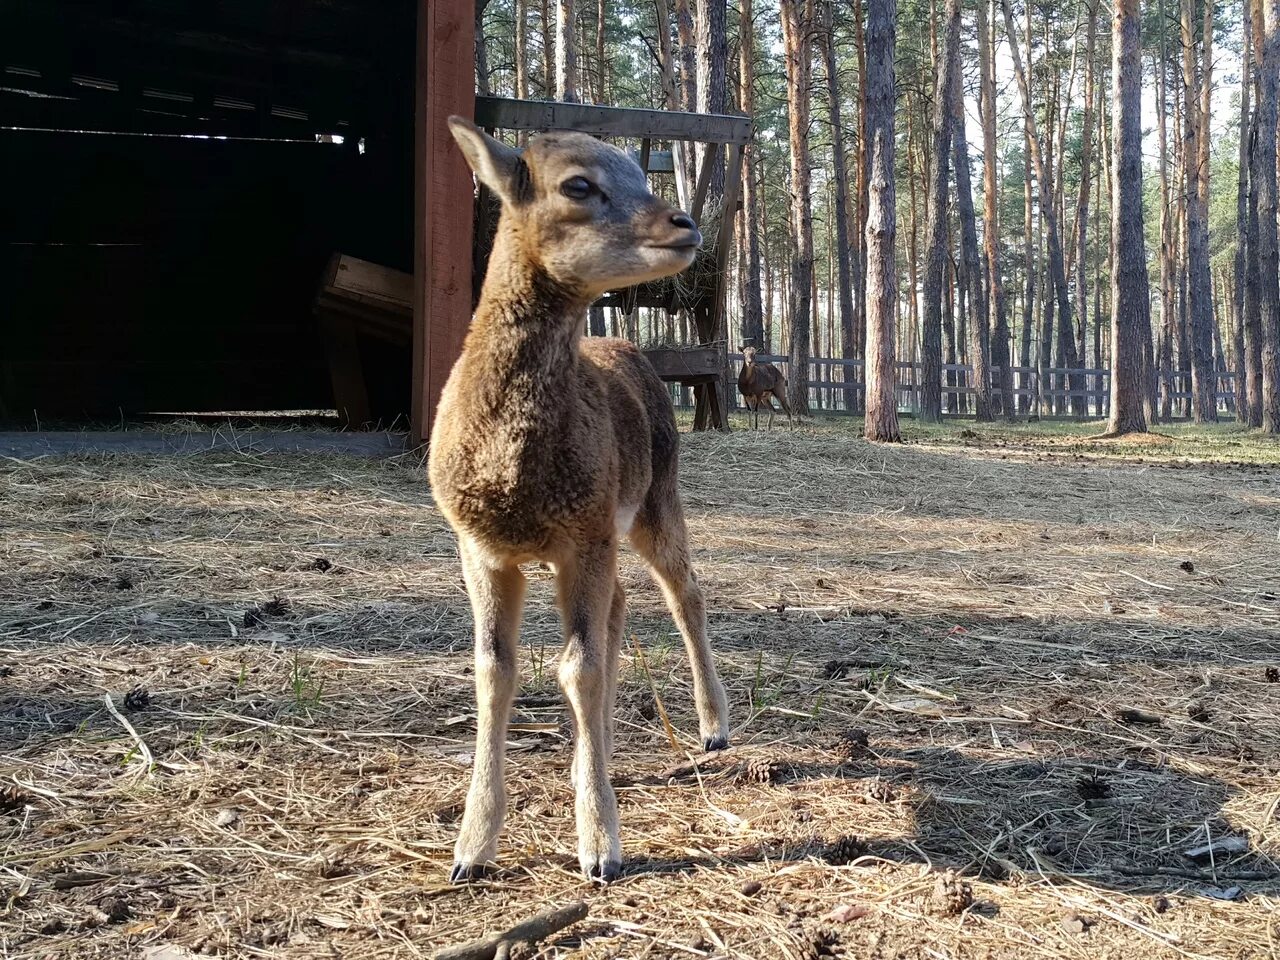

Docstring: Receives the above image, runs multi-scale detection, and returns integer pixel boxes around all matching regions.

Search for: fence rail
[669,353,1241,420]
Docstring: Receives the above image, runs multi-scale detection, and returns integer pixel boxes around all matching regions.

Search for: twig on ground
[102,691,154,776]
[434,901,589,960]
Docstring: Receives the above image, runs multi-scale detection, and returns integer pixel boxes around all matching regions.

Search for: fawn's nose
[670,212,697,230]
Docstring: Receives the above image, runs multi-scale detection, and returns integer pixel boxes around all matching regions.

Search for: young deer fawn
[429,118,731,883]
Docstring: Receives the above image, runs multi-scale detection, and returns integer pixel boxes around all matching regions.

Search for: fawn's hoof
[449,861,490,884]
[585,859,622,884]
[703,734,730,752]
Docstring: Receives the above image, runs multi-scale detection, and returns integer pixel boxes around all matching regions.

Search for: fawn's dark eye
[560,176,593,201]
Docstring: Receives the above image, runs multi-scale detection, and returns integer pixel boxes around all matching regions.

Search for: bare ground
[2,422,1280,959]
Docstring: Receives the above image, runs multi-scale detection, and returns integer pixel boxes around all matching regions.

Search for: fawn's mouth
[649,241,700,253]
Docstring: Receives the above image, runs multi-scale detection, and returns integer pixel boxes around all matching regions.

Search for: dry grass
[2,422,1280,959]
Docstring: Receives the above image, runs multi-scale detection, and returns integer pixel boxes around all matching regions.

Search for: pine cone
[1265,666,1279,683]
[0,785,29,814]
[124,686,151,711]
[504,941,538,960]
[863,778,897,803]
[743,756,783,785]
[798,926,840,959]
[930,870,973,917]
[822,835,866,866]
[1075,774,1109,801]
[822,660,851,680]
[832,728,870,761]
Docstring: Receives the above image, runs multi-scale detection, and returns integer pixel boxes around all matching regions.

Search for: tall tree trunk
[1155,29,1175,421]
[781,0,814,416]
[979,0,1013,420]
[864,0,900,442]
[1180,0,1216,420]
[515,0,528,102]
[738,0,765,350]
[907,109,922,378]
[1235,4,1254,421]
[1108,0,1149,434]
[475,0,492,95]
[853,0,870,401]
[653,0,678,107]
[556,0,578,102]
[950,56,991,420]
[674,0,697,110]
[821,0,858,413]
[762,150,775,352]
[1072,0,1098,417]
[944,246,958,414]
[1093,138,1104,407]
[1022,112,1037,414]
[694,0,729,419]
[1178,192,1192,416]
[1002,0,1078,422]
[595,0,606,103]
[920,0,961,423]
[1245,2,1266,426]
[541,0,555,96]
[673,0,697,190]
[1259,0,1280,431]
[695,0,727,194]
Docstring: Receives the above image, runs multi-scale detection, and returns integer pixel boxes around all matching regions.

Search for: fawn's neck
[464,233,591,412]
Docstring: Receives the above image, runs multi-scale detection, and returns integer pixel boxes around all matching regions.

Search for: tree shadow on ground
[613,744,1276,902]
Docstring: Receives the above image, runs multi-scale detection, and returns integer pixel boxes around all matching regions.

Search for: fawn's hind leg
[451,538,526,882]
[556,541,623,881]
[631,501,730,752]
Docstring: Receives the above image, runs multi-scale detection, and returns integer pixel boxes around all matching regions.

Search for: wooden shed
[2,0,475,444]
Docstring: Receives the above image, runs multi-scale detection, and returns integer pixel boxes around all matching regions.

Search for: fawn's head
[449,117,701,298]
[741,346,758,365]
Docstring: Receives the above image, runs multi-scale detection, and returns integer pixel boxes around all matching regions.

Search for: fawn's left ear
[448,116,530,207]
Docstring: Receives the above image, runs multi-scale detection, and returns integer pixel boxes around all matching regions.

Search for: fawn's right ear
[448,116,530,206]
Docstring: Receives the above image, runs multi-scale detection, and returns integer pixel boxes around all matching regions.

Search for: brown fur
[737,346,793,430]
[429,118,730,884]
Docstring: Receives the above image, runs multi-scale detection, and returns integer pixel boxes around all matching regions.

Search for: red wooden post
[413,0,475,447]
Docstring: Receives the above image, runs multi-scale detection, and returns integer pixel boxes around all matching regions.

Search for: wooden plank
[320,313,372,427]
[413,0,475,446]
[329,254,414,307]
[643,346,723,381]
[688,145,717,224]
[473,95,752,144]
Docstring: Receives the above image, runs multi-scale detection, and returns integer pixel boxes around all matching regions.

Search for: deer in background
[429,118,731,884]
[737,345,793,430]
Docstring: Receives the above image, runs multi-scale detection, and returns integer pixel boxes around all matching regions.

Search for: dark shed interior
[2,0,417,424]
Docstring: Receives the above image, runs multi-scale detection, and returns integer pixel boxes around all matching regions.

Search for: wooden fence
[671,353,1241,420]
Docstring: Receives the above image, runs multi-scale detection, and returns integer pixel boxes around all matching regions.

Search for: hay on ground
[1,422,1279,958]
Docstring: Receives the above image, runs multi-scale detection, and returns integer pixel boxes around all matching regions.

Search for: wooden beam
[474,95,752,144]
[413,0,475,446]
[708,142,743,345]
[688,144,717,224]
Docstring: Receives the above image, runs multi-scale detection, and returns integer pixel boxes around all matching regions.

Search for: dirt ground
[2,420,1279,959]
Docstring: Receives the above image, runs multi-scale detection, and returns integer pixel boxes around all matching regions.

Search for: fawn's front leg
[556,540,622,882]
[451,538,526,883]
